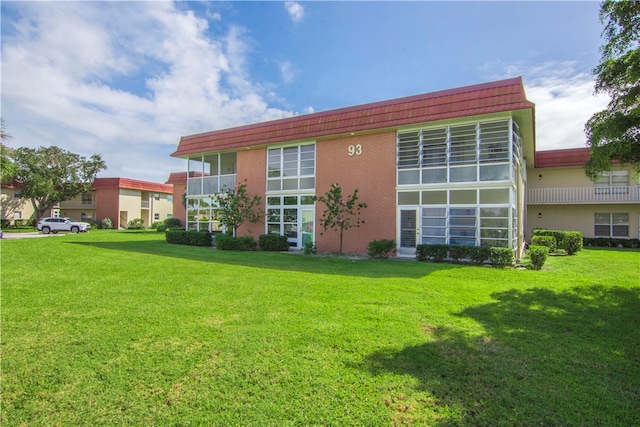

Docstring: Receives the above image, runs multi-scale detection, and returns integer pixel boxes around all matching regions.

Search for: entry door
[398,208,419,257]
[300,208,315,248]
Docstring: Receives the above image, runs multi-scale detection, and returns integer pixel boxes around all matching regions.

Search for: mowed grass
[1,231,639,426]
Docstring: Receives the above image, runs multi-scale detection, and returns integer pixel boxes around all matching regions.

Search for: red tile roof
[535,148,591,168]
[165,171,205,185]
[172,77,535,157]
[92,177,173,193]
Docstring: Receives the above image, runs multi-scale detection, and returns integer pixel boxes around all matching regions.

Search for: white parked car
[36,217,91,234]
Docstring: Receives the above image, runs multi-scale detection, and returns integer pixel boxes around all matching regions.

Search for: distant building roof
[165,171,204,185]
[535,148,591,168]
[173,77,535,157]
[92,177,173,193]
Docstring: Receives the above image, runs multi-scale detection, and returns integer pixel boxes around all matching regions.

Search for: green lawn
[1,231,639,426]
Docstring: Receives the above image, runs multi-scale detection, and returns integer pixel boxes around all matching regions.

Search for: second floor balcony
[58,200,96,209]
[528,186,639,205]
[187,174,237,196]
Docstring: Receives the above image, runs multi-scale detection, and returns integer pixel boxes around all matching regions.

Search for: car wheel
[42,227,51,234]
[71,226,79,233]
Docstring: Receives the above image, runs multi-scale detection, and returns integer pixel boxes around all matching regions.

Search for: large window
[402,188,513,248]
[595,171,629,195]
[266,195,315,246]
[595,213,629,237]
[267,144,315,191]
[397,119,518,185]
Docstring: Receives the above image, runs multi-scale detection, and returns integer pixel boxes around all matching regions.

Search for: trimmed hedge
[215,233,257,251]
[531,235,556,253]
[467,246,491,265]
[583,237,640,248]
[416,244,495,265]
[367,239,396,259]
[416,244,449,262]
[258,234,289,251]
[528,245,549,270]
[166,230,212,246]
[489,247,514,268]
[165,217,183,228]
[532,229,582,255]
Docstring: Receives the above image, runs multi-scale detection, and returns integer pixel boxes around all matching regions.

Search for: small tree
[214,180,263,236]
[315,182,367,255]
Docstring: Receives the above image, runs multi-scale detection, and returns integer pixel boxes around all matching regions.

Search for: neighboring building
[527,148,640,240]
[1,177,174,229]
[0,182,37,225]
[171,77,536,257]
[165,171,205,227]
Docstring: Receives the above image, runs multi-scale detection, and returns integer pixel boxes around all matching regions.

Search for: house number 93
[348,144,363,156]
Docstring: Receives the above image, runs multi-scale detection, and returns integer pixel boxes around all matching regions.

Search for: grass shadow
[67,239,462,279]
[361,285,640,426]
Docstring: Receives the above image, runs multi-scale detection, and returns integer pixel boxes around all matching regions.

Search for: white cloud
[279,61,296,84]
[484,61,610,151]
[284,1,305,24]
[1,2,296,183]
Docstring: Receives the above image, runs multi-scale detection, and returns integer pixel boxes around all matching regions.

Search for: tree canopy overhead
[585,0,640,179]
[13,146,107,219]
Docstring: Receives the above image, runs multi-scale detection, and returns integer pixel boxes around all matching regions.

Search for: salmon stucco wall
[315,131,397,254]
[172,183,187,226]
[95,188,121,228]
[237,148,267,236]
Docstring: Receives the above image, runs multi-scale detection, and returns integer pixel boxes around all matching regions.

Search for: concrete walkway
[0,231,56,240]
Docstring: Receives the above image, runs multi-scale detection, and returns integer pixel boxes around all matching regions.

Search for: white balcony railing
[58,201,96,209]
[187,174,237,196]
[528,186,640,204]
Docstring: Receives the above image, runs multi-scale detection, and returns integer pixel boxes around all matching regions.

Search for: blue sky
[1,1,608,183]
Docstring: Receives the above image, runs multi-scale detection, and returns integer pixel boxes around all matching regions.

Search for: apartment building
[0,182,36,225]
[2,177,174,229]
[527,148,639,240]
[172,77,536,257]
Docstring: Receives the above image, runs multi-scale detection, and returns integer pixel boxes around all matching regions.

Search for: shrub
[101,217,114,229]
[528,245,549,270]
[367,239,396,259]
[467,246,491,265]
[531,235,556,252]
[127,218,144,229]
[13,219,28,228]
[532,229,564,248]
[166,230,211,246]
[448,245,468,263]
[0,219,10,229]
[259,234,289,251]
[156,224,167,232]
[416,244,449,262]
[563,231,583,255]
[151,221,163,230]
[188,230,213,246]
[303,241,317,255]
[215,233,256,251]
[489,247,514,268]
[166,230,189,245]
[583,237,640,248]
[165,217,182,228]
[532,229,582,255]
